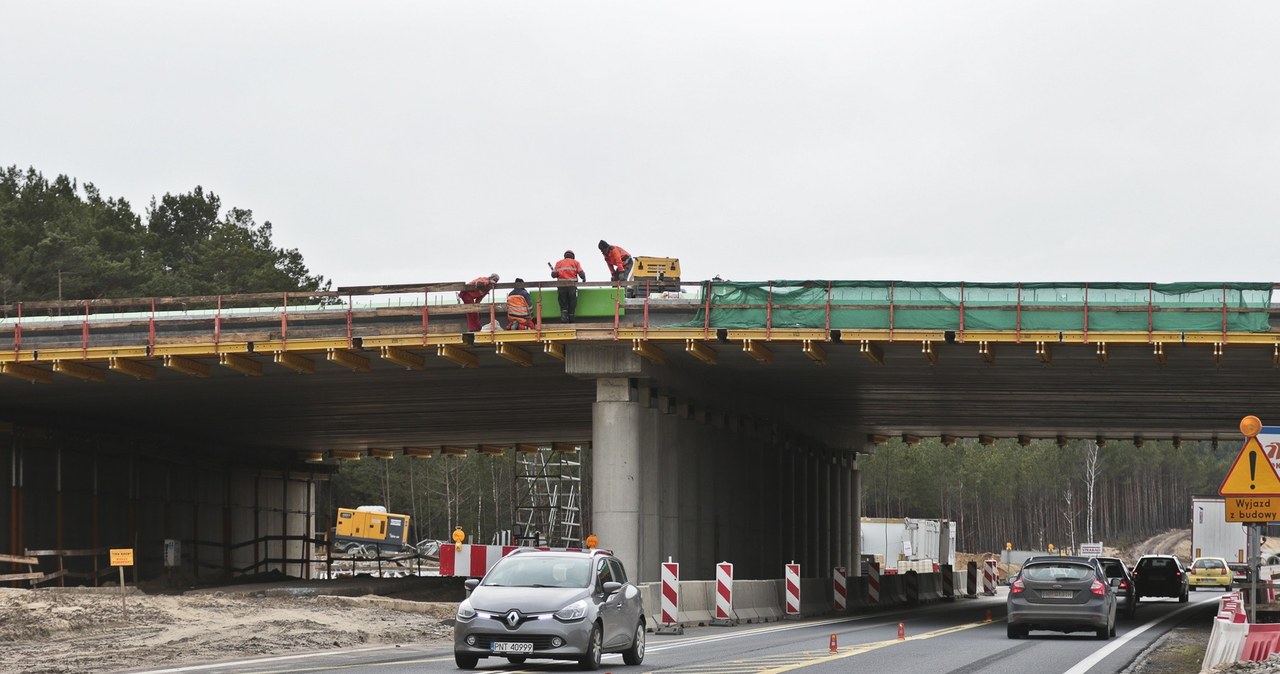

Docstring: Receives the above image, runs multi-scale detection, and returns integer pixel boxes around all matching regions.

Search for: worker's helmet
[564,250,575,259]
[488,273,500,282]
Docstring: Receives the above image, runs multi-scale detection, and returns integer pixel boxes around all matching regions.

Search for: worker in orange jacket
[551,251,586,322]
[458,273,499,331]
[598,240,633,283]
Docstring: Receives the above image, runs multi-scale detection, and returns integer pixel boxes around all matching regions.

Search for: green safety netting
[676,282,1275,332]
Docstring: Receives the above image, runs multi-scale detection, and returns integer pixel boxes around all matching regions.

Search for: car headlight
[554,599,589,621]
[456,600,476,622]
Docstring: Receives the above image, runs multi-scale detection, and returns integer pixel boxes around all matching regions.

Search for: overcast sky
[4,2,1278,289]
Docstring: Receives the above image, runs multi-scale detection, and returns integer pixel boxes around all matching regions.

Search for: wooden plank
[25,548,107,557]
[0,553,38,564]
[0,571,45,581]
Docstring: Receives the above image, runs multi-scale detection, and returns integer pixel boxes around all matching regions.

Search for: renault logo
[505,610,521,628]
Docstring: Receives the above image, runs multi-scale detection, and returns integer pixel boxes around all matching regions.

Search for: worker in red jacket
[458,273,499,331]
[551,251,586,322]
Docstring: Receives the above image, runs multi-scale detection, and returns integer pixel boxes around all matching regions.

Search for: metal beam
[801,340,827,365]
[685,340,718,365]
[742,340,772,365]
[859,340,884,365]
[922,340,938,365]
[0,363,52,384]
[219,353,263,377]
[163,356,209,378]
[326,349,370,372]
[108,358,155,380]
[495,343,534,367]
[274,351,316,374]
[632,340,666,365]
[543,341,566,360]
[978,341,994,364]
[380,346,425,370]
[52,360,106,382]
[438,345,479,368]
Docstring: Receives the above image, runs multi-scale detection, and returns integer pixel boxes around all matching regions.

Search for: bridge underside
[4,300,1280,583]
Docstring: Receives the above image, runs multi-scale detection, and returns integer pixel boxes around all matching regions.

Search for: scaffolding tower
[514,445,583,548]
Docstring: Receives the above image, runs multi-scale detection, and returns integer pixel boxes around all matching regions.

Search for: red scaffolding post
[81,301,90,359]
[346,293,354,349]
[421,292,430,346]
[148,299,157,353]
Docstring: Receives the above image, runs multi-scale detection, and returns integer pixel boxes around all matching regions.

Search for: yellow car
[1188,557,1232,590]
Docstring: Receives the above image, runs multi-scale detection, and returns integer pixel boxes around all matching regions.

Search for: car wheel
[623,620,646,665]
[578,623,602,670]
[1179,590,1189,603]
[507,656,527,664]
[454,653,479,669]
[1190,585,1197,592]
[1096,624,1109,640]
[1109,616,1116,637]
[1007,624,1021,639]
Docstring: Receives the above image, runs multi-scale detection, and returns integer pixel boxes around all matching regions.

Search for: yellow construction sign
[1220,436,1280,497]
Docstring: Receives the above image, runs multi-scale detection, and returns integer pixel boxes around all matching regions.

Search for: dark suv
[1095,556,1137,618]
[1132,554,1189,603]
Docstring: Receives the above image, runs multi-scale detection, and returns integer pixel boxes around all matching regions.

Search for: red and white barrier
[983,559,998,596]
[439,544,583,577]
[868,561,881,605]
[833,566,848,611]
[713,562,735,625]
[785,563,801,617]
[655,561,683,634]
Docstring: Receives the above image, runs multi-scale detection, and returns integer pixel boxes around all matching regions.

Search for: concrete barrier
[641,578,789,627]
[847,576,869,609]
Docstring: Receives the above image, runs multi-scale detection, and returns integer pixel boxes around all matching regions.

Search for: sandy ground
[0,587,455,674]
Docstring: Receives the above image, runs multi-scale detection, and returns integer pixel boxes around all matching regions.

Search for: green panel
[529,288,624,319]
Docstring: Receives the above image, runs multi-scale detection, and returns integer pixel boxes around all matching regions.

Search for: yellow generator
[631,256,681,293]
[332,507,411,554]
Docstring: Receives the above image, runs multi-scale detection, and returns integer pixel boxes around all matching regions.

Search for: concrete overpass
[2,279,1278,583]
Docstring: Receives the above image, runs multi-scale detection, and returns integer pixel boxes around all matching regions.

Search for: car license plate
[491,642,534,654]
[1041,590,1073,599]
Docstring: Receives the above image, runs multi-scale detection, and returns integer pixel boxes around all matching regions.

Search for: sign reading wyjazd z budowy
[1220,416,1280,523]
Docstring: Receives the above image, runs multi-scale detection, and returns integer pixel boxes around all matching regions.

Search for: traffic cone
[829,634,838,653]
[897,622,905,640]
[984,609,992,623]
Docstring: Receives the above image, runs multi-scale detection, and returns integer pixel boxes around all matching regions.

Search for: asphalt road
[122,590,1223,674]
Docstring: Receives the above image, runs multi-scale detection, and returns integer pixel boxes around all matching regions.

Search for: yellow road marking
[758,620,992,673]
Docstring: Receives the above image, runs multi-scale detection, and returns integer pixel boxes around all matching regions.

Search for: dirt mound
[0,587,453,674]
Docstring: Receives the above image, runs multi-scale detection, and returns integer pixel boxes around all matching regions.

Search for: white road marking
[1063,594,1221,674]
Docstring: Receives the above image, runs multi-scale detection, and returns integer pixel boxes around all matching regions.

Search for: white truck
[1191,497,1247,563]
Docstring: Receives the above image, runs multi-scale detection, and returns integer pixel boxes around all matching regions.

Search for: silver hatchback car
[453,548,646,670]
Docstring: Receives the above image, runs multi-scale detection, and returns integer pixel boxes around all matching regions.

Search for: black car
[1095,556,1137,618]
[1132,554,1189,603]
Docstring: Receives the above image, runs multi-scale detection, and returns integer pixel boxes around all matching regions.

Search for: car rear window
[1099,561,1126,578]
[1195,559,1226,570]
[1022,563,1094,582]
[1139,558,1175,571]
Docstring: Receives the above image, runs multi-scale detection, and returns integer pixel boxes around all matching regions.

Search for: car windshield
[1022,563,1093,582]
[482,555,592,588]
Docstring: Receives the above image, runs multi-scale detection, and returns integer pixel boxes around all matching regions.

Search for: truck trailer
[1191,497,1247,563]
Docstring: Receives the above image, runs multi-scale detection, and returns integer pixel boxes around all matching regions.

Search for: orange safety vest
[604,246,631,272]
[554,258,583,280]
[507,293,531,318]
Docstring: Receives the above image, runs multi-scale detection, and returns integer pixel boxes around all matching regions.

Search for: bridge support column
[592,377,645,579]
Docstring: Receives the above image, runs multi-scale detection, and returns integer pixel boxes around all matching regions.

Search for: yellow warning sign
[1219,436,1280,497]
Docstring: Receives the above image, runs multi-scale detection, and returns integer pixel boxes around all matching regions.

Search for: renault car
[453,548,646,670]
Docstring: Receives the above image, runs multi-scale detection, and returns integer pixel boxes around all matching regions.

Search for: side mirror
[602,581,623,596]
[464,578,480,596]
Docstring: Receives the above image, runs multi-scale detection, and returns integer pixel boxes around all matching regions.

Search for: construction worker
[551,251,586,322]
[506,278,533,330]
[599,240,635,298]
[598,239,634,280]
[458,273,499,331]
